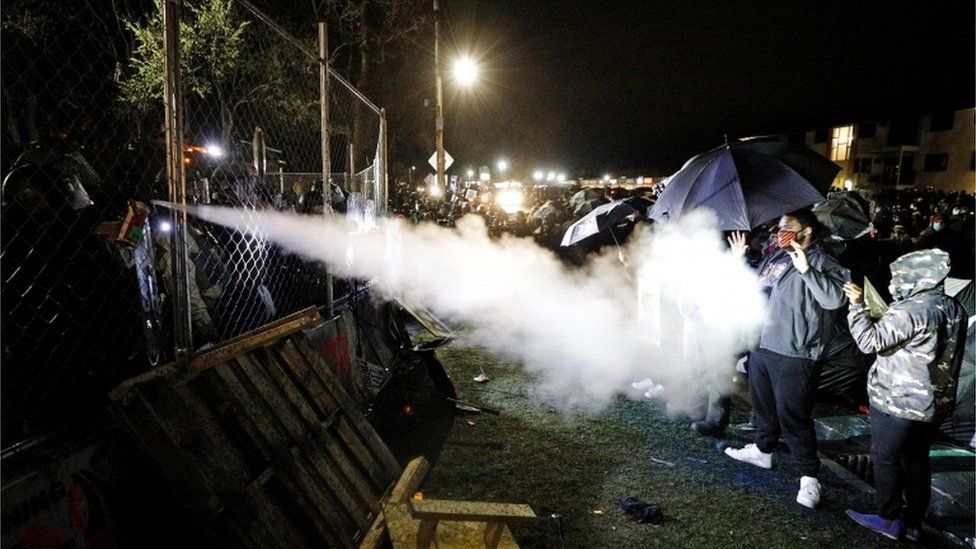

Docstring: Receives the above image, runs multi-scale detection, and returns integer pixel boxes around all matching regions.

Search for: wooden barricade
[109,307,402,548]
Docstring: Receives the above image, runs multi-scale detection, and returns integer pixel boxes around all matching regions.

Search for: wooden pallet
[110,307,402,548]
[360,457,536,549]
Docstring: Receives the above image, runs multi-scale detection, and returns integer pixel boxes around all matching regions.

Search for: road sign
[428,151,454,171]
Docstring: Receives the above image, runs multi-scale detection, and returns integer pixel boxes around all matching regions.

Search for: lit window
[830,125,853,162]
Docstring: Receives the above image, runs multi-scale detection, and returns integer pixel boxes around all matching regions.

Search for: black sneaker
[690,420,726,437]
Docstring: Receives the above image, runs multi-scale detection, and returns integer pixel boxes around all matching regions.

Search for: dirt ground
[415,340,959,548]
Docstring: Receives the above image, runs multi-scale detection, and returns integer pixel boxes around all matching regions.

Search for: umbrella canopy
[813,191,873,240]
[649,139,839,230]
[561,199,640,247]
[569,188,605,209]
[531,200,560,220]
[574,197,608,216]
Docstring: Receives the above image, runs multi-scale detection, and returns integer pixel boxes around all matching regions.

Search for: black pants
[870,406,933,527]
[749,348,821,477]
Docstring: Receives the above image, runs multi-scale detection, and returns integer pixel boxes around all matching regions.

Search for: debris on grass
[620,497,664,525]
[473,372,490,383]
[686,457,708,464]
[650,457,675,467]
[467,420,476,426]
[592,509,604,516]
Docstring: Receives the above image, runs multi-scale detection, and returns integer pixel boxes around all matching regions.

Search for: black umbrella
[813,191,873,240]
[561,199,640,247]
[649,139,840,230]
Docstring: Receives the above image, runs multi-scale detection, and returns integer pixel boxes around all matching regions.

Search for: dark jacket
[848,249,968,422]
[756,245,849,360]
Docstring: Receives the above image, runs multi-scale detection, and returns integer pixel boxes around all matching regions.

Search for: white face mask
[932,223,944,232]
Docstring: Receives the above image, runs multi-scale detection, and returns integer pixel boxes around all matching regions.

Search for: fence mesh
[1,0,167,444]
[1,0,386,448]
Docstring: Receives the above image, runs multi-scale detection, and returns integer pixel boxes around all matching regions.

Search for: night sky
[398,0,975,178]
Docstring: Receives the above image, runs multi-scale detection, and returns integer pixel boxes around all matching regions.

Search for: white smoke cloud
[181,205,765,414]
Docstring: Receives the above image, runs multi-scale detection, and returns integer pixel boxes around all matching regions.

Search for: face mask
[777,230,797,249]
[932,223,944,232]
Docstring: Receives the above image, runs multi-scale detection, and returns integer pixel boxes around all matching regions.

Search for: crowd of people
[396,179,973,542]
[713,191,973,543]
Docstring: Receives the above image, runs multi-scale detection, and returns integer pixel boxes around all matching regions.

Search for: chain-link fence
[1,0,388,449]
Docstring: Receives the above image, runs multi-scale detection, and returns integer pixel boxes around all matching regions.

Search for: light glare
[453,56,479,86]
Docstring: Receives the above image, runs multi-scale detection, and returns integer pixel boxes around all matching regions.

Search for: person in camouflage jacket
[842,248,968,541]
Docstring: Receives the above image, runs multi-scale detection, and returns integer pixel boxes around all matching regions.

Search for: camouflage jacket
[848,249,968,422]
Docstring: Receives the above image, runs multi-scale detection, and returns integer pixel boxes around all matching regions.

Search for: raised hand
[727,231,748,257]
[843,281,864,305]
[786,241,809,274]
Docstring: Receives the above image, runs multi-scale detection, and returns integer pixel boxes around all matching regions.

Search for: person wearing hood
[842,249,968,542]
[724,208,849,509]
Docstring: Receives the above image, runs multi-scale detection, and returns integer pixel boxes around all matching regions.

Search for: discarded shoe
[724,443,772,469]
[473,373,490,383]
[690,420,726,437]
[845,510,904,540]
[796,476,820,509]
[619,497,664,525]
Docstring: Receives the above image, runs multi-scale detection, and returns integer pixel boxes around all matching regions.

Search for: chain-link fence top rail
[1,0,386,449]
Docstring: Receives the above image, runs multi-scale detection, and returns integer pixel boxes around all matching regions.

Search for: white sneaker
[796,476,821,509]
[723,443,772,469]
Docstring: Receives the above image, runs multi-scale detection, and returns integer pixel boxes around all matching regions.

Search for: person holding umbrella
[724,208,850,509]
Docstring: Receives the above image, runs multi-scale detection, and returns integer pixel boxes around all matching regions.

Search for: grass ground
[416,339,958,548]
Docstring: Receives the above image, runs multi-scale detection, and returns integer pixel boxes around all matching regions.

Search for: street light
[533,170,544,181]
[453,56,479,86]
[497,159,509,173]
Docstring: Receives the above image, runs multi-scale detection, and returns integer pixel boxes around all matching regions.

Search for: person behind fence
[723,208,849,509]
[842,249,967,542]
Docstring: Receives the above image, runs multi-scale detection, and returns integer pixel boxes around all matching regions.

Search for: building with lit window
[784,107,975,193]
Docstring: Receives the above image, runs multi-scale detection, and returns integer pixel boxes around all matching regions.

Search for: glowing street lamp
[533,170,544,181]
[557,173,566,182]
[603,174,611,182]
[453,56,479,87]
[497,159,509,174]
[546,171,555,182]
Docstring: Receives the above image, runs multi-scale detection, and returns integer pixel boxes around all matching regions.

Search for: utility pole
[434,0,445,192]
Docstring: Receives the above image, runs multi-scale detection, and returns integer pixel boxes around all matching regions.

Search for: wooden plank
[320,431,382,515]
[416,519,438,549]
[279,446,352,549]
[408,500,537,524]
[253,349,367,540]
[208,362,287,457]
[382,502,417,549]
[186,306,321,374]
[196,368,276,475]
[248,470,318,549]
[275,341,341,417]
[360,457,430,549]
[334,415,390,491]
[383,503,522,549]
[234,353,308,442]
[257,346,328,427]
[484,523,503,549]
[294,425,373,532]
[389,457,430,503]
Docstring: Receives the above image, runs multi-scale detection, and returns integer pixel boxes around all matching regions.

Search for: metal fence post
[163,0,193,361]
[319,21,334,318]
[379,108,388,216]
